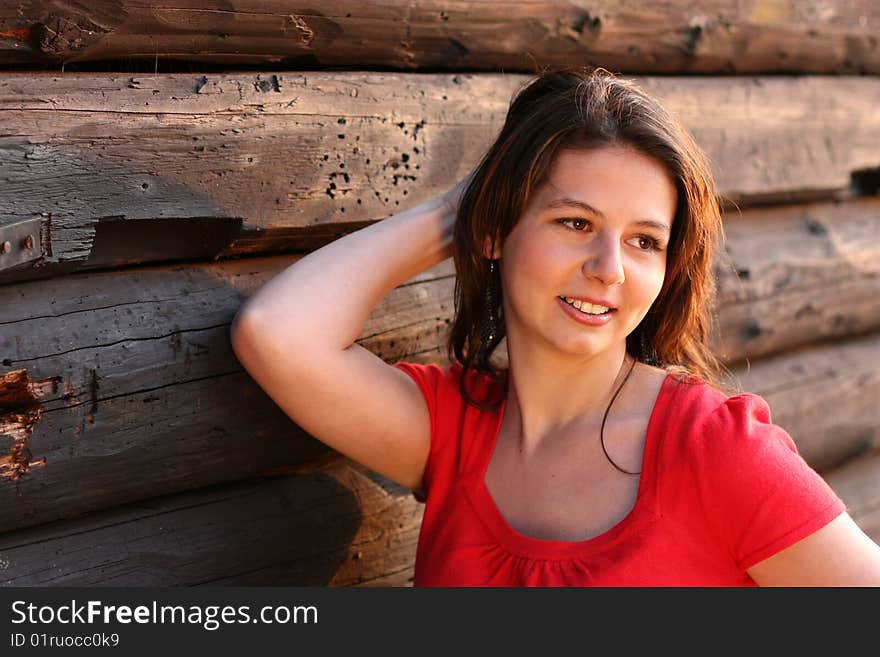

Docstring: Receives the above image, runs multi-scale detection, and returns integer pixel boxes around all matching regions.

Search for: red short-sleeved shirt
[393,361,846,587]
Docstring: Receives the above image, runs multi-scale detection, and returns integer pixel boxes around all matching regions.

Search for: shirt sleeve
[696,393,847,571]
[391,361,446,503]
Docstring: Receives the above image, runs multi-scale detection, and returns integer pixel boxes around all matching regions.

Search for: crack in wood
[396,272,454,288]
[358,317,443,342]
[88,368,99,416]
[4,322,232,365]
[45,369,241,413]
[0,297,219,326]
[398,344,447,360]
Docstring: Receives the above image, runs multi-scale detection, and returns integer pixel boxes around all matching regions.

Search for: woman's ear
[482,234,502,260]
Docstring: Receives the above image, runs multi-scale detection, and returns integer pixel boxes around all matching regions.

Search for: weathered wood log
[0,454,422,586]
[713,198,880,364]
[824,451,880,545]
[1,1,878,75]
[2,72,879,285]
[732,334,880,473]
[0,255,452,533]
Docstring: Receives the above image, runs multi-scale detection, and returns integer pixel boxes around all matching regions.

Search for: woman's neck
[503,341,634,455]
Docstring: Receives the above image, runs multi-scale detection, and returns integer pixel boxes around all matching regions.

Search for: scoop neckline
[468,372,672,560]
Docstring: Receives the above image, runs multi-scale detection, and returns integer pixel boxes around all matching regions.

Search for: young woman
[230,67,880,586]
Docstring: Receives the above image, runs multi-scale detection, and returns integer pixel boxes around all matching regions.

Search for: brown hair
[448,66,740,410]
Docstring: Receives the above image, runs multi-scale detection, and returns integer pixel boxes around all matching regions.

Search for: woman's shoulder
[393,360,507,408]
[661,365,770,407]
[393,360,462,399]
[661,368,732,419]
[656,369,846,570]
[659,368,798,461]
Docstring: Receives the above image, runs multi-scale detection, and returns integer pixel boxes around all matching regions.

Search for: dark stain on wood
[795,304,819,320]
[35,13,108,58]
[254,74,280,93]
[851,166,880,196]
[570,11,602,40]
[684,23,703,55]
[743,321,763,340]
[805,218,828,236]
[90,216,244,266]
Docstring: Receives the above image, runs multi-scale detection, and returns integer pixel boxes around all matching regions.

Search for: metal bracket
[0,217,43,272]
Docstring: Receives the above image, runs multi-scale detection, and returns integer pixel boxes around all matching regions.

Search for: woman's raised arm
[230,185,461,493]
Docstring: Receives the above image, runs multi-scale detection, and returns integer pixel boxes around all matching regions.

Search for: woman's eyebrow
[545,197,607,217]
[544,197,671,234]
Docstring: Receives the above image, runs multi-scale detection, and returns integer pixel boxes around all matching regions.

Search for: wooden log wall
[1,2,878,586]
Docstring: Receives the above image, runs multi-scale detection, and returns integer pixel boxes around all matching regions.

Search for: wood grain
[1,1,878,74]
[714,198,880,364]
[0,454,422,586]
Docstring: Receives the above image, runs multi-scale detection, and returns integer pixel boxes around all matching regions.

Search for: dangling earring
[640,329,658,366]
[480,259,500,348]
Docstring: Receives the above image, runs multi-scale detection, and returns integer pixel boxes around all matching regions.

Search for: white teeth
[562,297,611,315]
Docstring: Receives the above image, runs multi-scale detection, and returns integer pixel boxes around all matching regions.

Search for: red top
[393,361,846,587]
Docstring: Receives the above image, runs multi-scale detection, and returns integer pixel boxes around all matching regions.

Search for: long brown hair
[448,66,740,410]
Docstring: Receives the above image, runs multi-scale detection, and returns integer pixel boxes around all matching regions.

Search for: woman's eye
[635,236,662,251]
[559,219,663,251]
[560,218,589,231]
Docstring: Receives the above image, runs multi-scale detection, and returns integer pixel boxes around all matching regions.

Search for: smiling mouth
[559,296,616,315]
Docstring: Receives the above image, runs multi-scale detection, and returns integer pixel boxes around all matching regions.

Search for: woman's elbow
[230,307,264,361]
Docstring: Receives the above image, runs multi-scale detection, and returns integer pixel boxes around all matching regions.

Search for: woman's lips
[556,296,616,326]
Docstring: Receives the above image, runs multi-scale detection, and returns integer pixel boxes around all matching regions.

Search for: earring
[480,259,500,347]
[640,329,658,366]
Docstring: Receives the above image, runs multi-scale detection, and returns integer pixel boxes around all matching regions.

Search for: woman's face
[490,145,677,364]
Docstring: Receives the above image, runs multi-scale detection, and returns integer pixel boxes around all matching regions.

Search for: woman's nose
[582,235,625,286]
